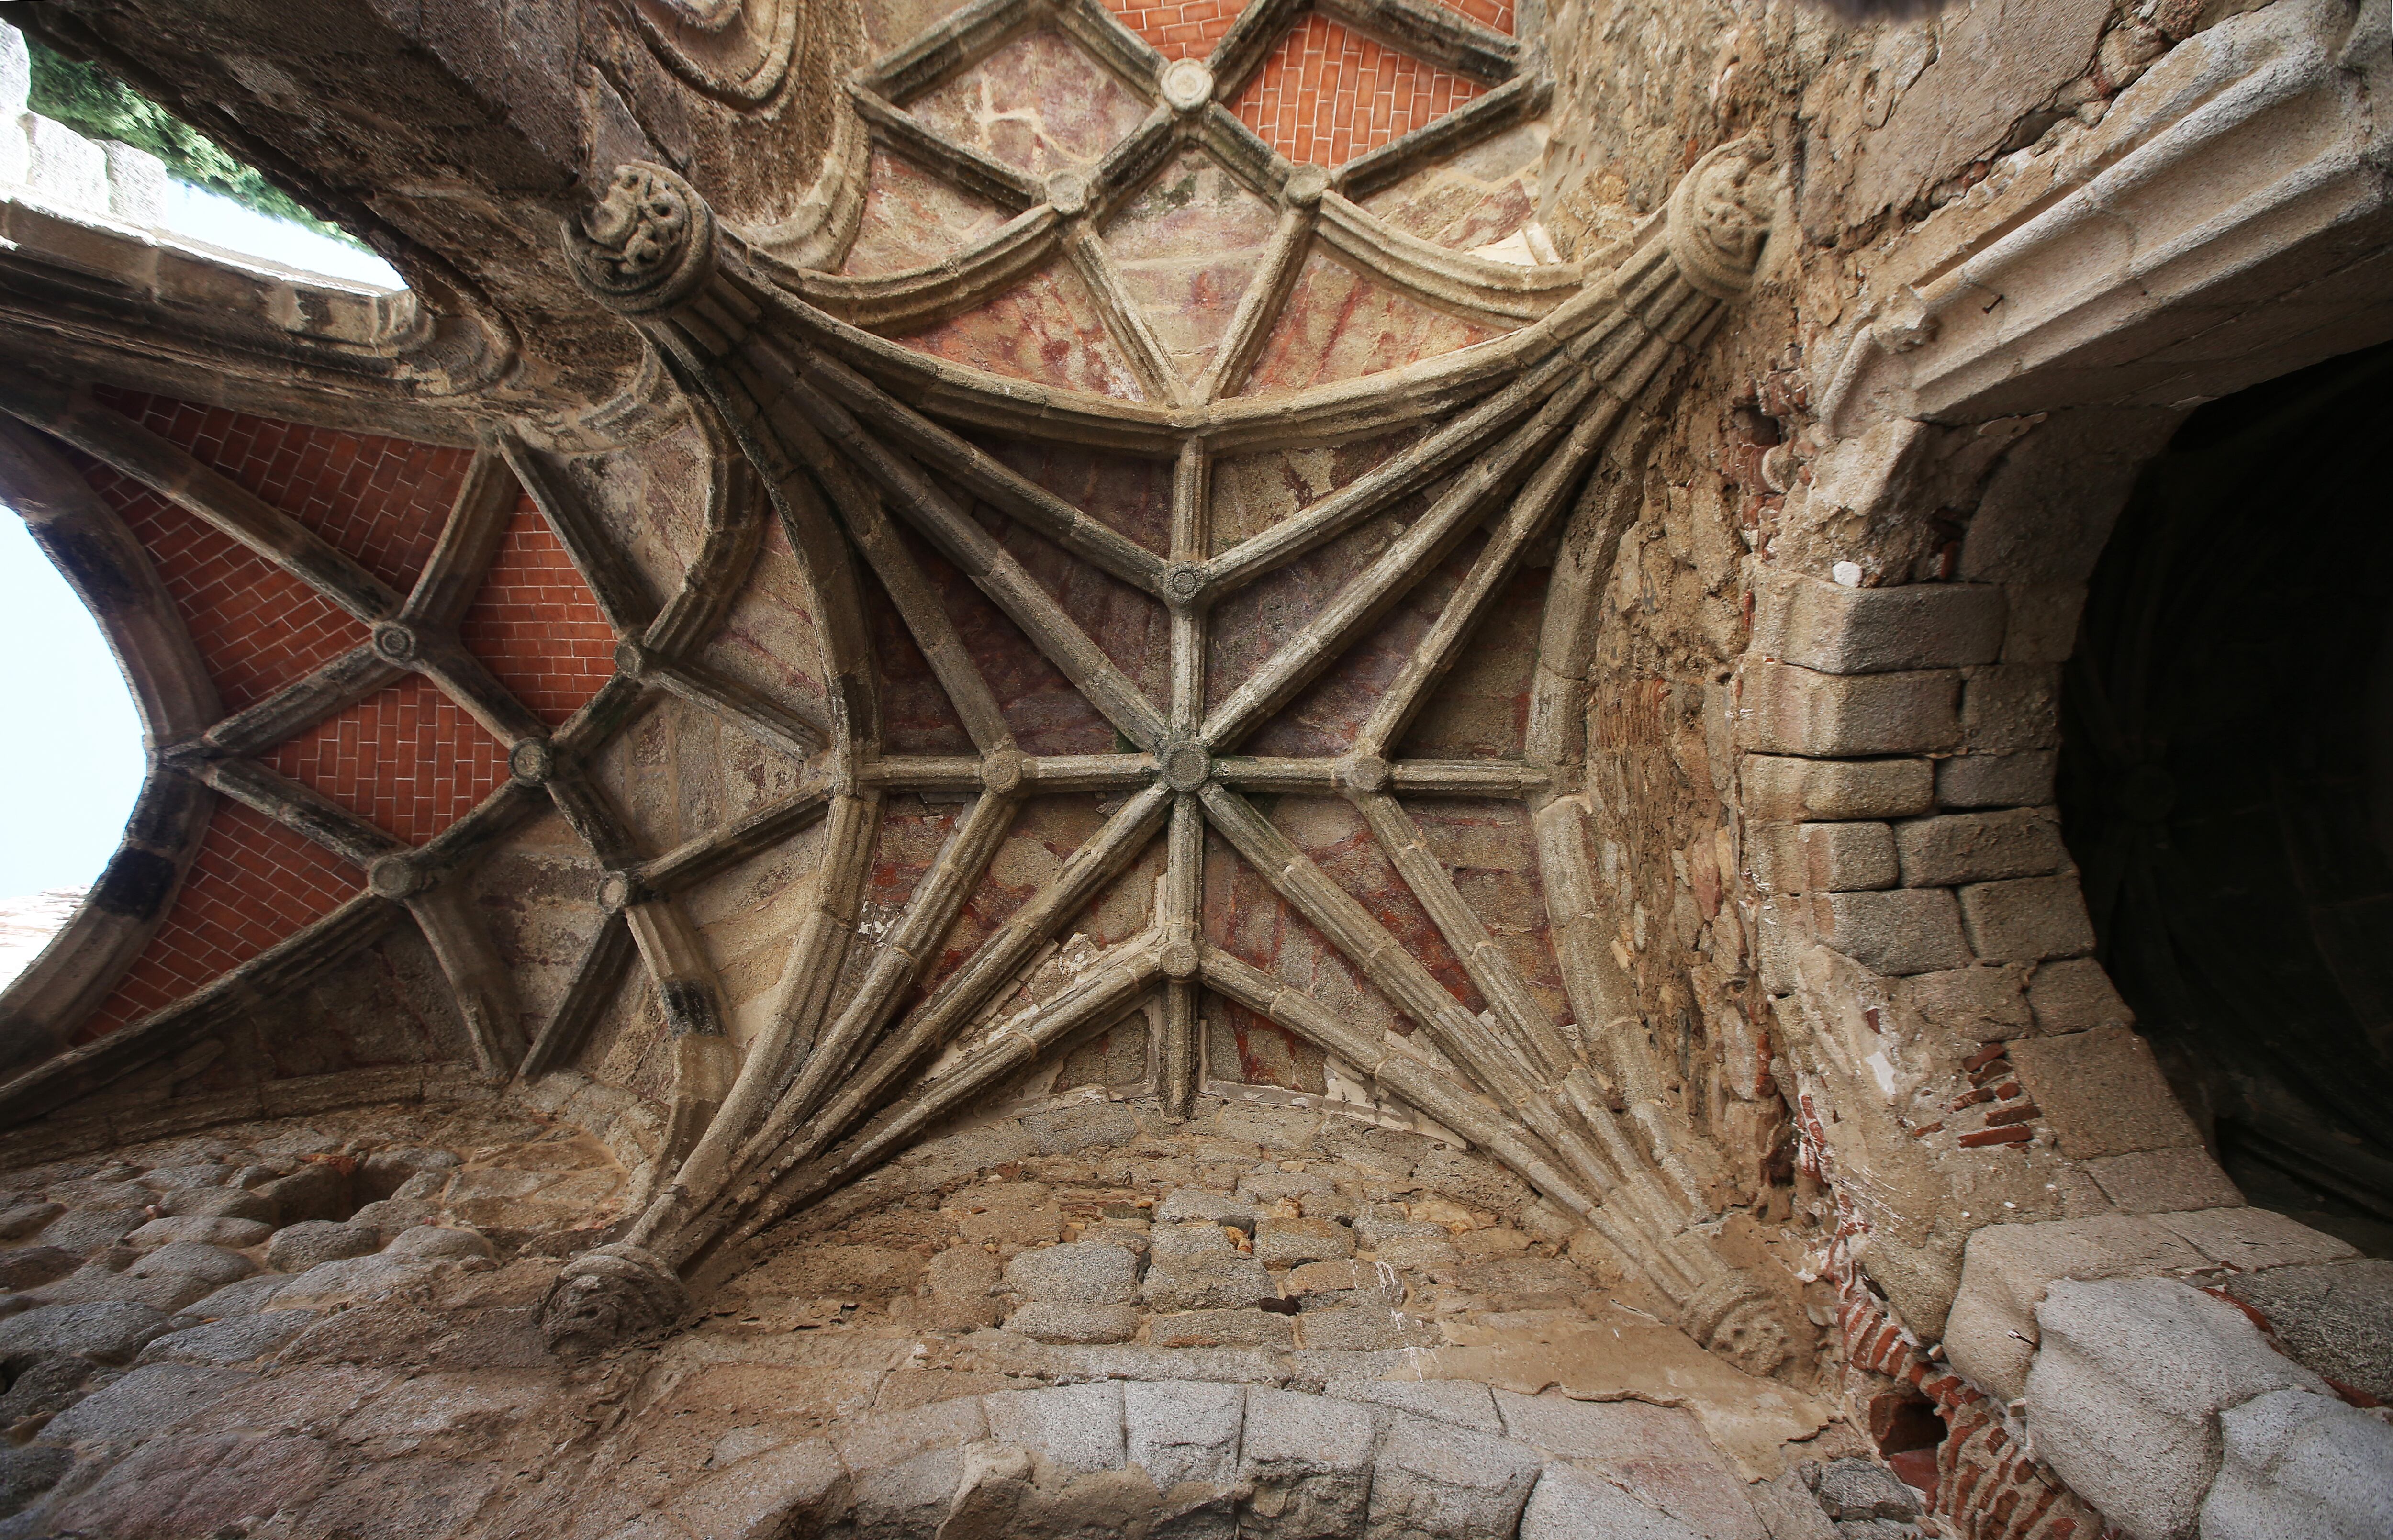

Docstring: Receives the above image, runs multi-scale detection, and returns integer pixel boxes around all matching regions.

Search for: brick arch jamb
[0,417,220,1077]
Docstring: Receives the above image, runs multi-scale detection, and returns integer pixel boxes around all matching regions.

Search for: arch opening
[2059,338,2393,1256]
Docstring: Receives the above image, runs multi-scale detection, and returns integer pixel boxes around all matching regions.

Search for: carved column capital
[565,163,718,316]
[1665,138,1774,301]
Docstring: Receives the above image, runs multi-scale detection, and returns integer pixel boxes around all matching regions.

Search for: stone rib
[1063,221,1189,406]
[640,787,883,1253]
[712,940,1161,1257]
[758,784,1023,1148]
[848,86,1043,211]
[636,651,831,758]
[1354,791,1572,1081]
[635,781,837,896]
[187,756,401,870]
[501,433,660,637]
[1195,203,1312,405]
[0,379,403,624]
[518,910,637,1082]
[401,445,518,628]
[1201,351,1576,592]
[403,881,525,1080]
[802,350,1169,596]
[734,781,1170,1194]
[780,370,1169,749]
[1353,386,1622,756]
[1200,370,1600,748]
[200,645,408,759]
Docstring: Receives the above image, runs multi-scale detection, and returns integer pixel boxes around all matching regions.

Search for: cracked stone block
[2010,1027,2199,1158]
[1256,1217,1354,1266]
[1297,1305,1438,1350]
[1152,1220,1242,1260]
[1493,1392,1764,1540]
[1745,756,1936,822]
[1944,1214,2211,1401]
[1894,808,2066,886]
[664,1437,846,1540]
[1372,1237,1462,1274]
[1154,1189,1262,1232]
[1241,1387,1378,1540]
[1748,1469,1838,1540]
[269,1255,436,1311]
[1003,1301,1141,1343]
[984,1382,1125,1475]
[126,1216,274,1250]
[1004,1240,1140,1304]
[1354,1215,1448,1248]
[1143,1253,1272,1310]
[2149,1207,2355,1273]
[2199,1388,2393,1540]
[0,1205,62,1242]
[158,1187,274,1223]
[264,1223,380,1274]
[924,1243,1003,1331]
[832,1396,987,1473]
[1519,1462,1706,1540]
[1331,1379,1500,1432]
[0,1301,172,1367]
[848,1443,966,1540]
[23,114,105,213]
[2024,1275,2329,1540]
[1020,1101,1140,1153]
[1238,1171,1338,1205]
[1802,821,1899,891]
[1812,888,1973,975]
[2224,1259,2393,1403]
[0,1248,77,1291]
[34,1361,249,1450]
[1897,964,2033,1040]
[1751,573,2006,674]
[1286,1258,1406,1308]
[2001,584,2085,664]
[1956,874,2095,962]
[100,140,165,223]
[2082,1149,2245,1214]
[1960,664,2059,751]
[134,1310,313,1367]
[1810,1459,1920,1523]
[129,1243,251,1290]
[1364,1412,1542,1540]
[1124,1378,1243,1489]
[381,1226,492,1262]
[176,1273,292,1323]
[1935,749,2059,810]
[0,24,27,116]
[1740,662,1963,757]
[0,1443,70,1520]
[1148,1307,1292,1348]
[40,1209,147,1251]
[28,1263,212,1315]
[2024,955,2132,1032]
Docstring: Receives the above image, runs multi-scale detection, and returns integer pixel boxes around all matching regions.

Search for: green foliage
[22,36,365,248]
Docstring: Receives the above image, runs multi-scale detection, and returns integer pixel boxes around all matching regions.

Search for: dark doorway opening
[2058,340,2393,1256]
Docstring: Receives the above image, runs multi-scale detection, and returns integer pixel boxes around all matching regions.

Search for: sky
[0,511,148,898]
[0,182,400,903]
[160,182,404,290]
